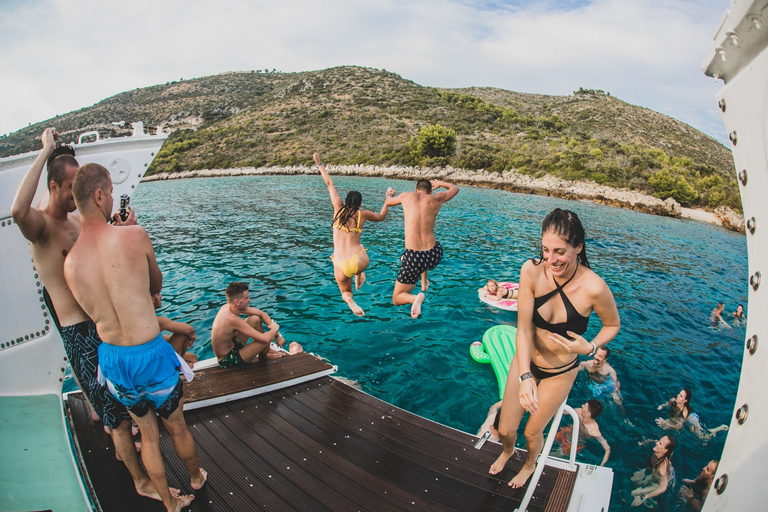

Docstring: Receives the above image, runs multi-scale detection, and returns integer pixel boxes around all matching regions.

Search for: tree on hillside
[409,124,457,166]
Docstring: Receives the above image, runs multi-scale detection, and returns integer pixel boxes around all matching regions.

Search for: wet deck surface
[67,354,577,511]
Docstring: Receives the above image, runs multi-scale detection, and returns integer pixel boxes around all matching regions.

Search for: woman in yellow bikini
[314,152,395,316]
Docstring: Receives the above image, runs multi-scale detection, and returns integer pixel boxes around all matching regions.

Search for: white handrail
[515,401,579,512]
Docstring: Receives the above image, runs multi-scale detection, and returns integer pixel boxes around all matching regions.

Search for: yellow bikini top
[333,208,363,233]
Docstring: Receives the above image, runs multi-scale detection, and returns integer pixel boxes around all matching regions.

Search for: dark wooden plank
[544,468,578,512]
[68,372,578,512]
[184,352,334,404]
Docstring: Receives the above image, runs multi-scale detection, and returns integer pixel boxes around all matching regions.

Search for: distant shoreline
[142,165,743,233]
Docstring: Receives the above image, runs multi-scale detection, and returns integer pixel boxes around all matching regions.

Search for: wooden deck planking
[67,355,577,512]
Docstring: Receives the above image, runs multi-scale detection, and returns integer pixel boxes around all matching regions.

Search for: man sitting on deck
[212,281,301,368]
[64,163,206,512]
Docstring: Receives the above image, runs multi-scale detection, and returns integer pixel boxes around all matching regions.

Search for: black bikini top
[532,262,590,339]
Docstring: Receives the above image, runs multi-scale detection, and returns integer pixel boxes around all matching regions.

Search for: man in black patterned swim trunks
[11,129,173,503]
[386,179,459,318]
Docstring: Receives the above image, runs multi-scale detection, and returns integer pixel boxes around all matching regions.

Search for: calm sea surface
[92,175,750,510]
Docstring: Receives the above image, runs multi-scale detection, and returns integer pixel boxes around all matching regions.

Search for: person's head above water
[416,179,432,193]
[593,346,610,366]
[536,208,590,269]
[583,399,603,419]
[486,279,498,292]
[655,435,676,460]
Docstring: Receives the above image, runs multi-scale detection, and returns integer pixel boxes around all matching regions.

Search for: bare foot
[191,468,208,490]
[410,293,425,319]
[265,349,285,359]
[356,272,366,290]
[508,465,536,488]
[136,483,181,502]
[421,277,429,292]
[343,295,365,317]
[489,449,515,475]
[170,494,195,512]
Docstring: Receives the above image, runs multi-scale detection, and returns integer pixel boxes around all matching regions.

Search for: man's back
[65,222,160,346]
[400,190,449,250]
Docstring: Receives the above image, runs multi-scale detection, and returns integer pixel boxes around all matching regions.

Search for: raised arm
[11,128,57,242]
[364,187,396,222]
[314,152,343,210]
[430,180,460,202]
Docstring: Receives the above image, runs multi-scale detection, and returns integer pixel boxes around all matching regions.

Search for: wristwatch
[519,372,533,383]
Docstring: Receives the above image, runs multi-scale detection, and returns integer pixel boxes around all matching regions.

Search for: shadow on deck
[66,353,576,511]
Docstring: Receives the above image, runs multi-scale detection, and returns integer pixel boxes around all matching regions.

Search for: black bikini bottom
[530,357,579,380]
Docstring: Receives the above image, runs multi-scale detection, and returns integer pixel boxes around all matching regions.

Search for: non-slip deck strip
[68,367,576,511]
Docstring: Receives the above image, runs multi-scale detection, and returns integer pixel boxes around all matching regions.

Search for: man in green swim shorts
[211,282,288,368]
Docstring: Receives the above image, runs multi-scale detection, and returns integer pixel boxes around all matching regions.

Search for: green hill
[0,66,737,210]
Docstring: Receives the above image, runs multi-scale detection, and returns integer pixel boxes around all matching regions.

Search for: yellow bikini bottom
[331,247,367,278]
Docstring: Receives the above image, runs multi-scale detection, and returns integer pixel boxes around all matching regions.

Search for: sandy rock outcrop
[714,206,746,234]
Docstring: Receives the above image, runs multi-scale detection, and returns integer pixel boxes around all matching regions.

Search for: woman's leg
[355,251,370,290]
[335,266,364,317]
[508,367,578,488]
[490,354,527,475]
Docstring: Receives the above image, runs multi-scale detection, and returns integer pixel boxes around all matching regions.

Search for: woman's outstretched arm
[314,152,342,210]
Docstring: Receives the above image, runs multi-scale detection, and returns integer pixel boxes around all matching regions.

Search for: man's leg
[130,409,194,511]
[111,419,180,501]
[393,281,424,319]
[160,401,207,490]
[421,270,429,292]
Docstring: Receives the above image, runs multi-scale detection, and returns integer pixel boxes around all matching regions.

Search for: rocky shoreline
[142,165,745,233]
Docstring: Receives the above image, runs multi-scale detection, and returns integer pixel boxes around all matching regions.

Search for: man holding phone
[10,129,169,502]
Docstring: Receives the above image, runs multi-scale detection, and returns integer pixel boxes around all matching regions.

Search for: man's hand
[113,206,138,226]
[313,153,322,165]
[42,127,58,151]
[385,187,396,197]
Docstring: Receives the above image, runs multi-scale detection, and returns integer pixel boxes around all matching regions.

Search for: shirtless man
[64,163,205,512]
[385,179,459,318]
[211,281,286,367]
[10,128,172,503]
[579,346,622,405]
[554,400,611,466]
[710,302,731,328]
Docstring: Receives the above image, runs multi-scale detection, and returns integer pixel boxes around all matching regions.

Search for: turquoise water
[97,175,750,510]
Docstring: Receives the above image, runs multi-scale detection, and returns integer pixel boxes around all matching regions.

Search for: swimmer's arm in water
[314,152,343,211]
[608,365,620,391]
[597,435,610,466]
[516,260,538,415]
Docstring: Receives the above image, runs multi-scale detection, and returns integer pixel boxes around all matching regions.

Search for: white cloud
[0,0,730,145]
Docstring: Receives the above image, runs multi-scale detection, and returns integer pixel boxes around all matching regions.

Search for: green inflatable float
[470,324,517,399]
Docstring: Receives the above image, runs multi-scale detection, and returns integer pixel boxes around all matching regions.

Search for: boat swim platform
[66,352,584,511]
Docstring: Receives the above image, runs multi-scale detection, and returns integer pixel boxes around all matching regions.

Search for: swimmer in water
[710,302,731,328]
[553,400,611,466]
[656,388,729,441]
[578,346,622,406]
[680,459,719,511]
[730,304,746,326]
[631,435,676,507]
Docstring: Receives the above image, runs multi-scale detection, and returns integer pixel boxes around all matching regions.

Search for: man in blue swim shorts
[578,346,623,406]
[386,178,459,318]
[65,163,205,512]
[11,129,173,502]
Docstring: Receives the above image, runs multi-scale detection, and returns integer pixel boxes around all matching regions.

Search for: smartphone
[119,194,130,221]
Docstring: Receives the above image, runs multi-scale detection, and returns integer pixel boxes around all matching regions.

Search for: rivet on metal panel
[738,169,748,185]
[736,404,749,425]
[715,474,728,495]
[718,98,726,112]
[729,131,738,145]
[716,46,727,61]
[746,335,758,355]
[747,217,756,234]
[750,271,761,290]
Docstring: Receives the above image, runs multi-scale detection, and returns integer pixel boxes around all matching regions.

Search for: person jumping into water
[314,152,394,317]
[386,179,459,318]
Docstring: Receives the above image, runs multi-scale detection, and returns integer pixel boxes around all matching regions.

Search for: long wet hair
[681,388,694,416]
[535,208,590,268]
[332,190,362,229]
[653,435,676,473]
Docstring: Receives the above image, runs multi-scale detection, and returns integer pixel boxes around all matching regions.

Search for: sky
[0,0,731,145]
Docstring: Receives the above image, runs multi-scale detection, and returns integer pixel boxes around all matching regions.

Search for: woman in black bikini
[489,208,620,488]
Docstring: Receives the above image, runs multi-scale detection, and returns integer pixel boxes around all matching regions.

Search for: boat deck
[66,353,577,511]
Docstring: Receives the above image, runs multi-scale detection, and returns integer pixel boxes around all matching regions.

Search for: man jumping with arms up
[386,179,459,318]
[64,163,205,512]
